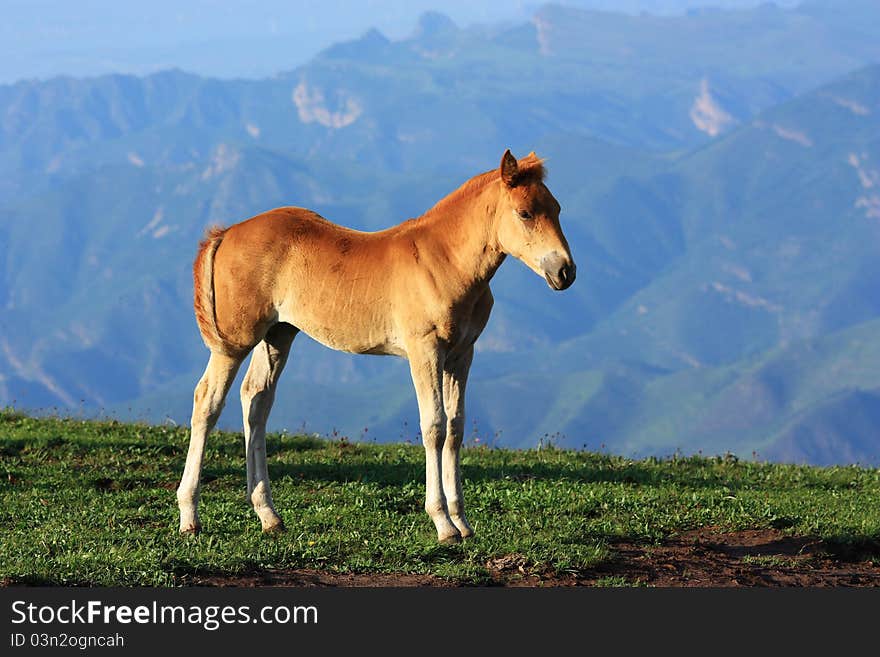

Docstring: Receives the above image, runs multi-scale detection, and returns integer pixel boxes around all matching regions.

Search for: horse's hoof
[262,520,286,534]
[179,524,201,536]
[439,532,462,545]
[452,519,474,539]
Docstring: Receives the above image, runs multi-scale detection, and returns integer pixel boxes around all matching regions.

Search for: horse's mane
[419,154,546,221]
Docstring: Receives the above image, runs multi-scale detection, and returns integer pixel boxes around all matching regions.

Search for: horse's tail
[193,225,231,353]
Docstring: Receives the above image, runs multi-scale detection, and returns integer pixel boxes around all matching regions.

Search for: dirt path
[193,528,880,587]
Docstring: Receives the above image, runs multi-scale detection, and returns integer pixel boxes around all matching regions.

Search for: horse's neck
[416,181,505,291]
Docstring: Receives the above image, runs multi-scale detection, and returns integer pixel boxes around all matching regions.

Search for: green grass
[739,555,805,570]
[1,409,879,586]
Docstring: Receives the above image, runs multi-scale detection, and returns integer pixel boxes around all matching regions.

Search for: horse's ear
[500,149,518,187]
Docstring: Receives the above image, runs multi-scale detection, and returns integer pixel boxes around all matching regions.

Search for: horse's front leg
[442,346,474,538]
[407,339,461,544]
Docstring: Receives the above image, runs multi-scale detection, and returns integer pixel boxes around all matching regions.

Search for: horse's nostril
[556,262,576,288]
[540,253,576,290]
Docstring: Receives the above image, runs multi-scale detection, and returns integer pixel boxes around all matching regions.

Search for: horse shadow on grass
[198,445,875,494]
[205,459,686,489]
[225,458,774,491]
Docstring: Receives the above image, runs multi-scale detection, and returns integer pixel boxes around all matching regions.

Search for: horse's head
[493,149,576,291]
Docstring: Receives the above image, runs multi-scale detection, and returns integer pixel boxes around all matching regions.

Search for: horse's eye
[518,210,533,220]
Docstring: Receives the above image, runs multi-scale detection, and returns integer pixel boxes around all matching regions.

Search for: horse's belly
[312,329,405,357]
[280,307,404,357]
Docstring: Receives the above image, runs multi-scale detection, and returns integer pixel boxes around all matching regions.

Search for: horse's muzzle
[541,253,576,291]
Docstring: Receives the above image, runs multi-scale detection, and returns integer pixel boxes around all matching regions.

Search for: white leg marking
[177,351,244,534]
[443,346,474,538]
[407,340,461,544]
[240,325,297,532]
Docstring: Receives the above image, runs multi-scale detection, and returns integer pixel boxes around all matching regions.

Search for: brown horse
[176,149,576,543]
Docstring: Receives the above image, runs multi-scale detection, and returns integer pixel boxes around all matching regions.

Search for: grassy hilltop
[1,411,878,586]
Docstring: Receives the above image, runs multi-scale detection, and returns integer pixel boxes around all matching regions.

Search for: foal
[176,149,576,543]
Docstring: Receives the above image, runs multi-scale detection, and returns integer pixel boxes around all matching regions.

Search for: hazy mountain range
[2,1,880,465]
[1,1,804,83]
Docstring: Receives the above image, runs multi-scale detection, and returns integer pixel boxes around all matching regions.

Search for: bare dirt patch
[578,528,880,587]
[191,528,880,587]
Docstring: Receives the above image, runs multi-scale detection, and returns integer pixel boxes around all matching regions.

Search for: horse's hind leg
[177,350,245,534]
[240,322,298,532]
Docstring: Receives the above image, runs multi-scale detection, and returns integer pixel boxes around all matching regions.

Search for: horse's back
[224,206,346,244]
